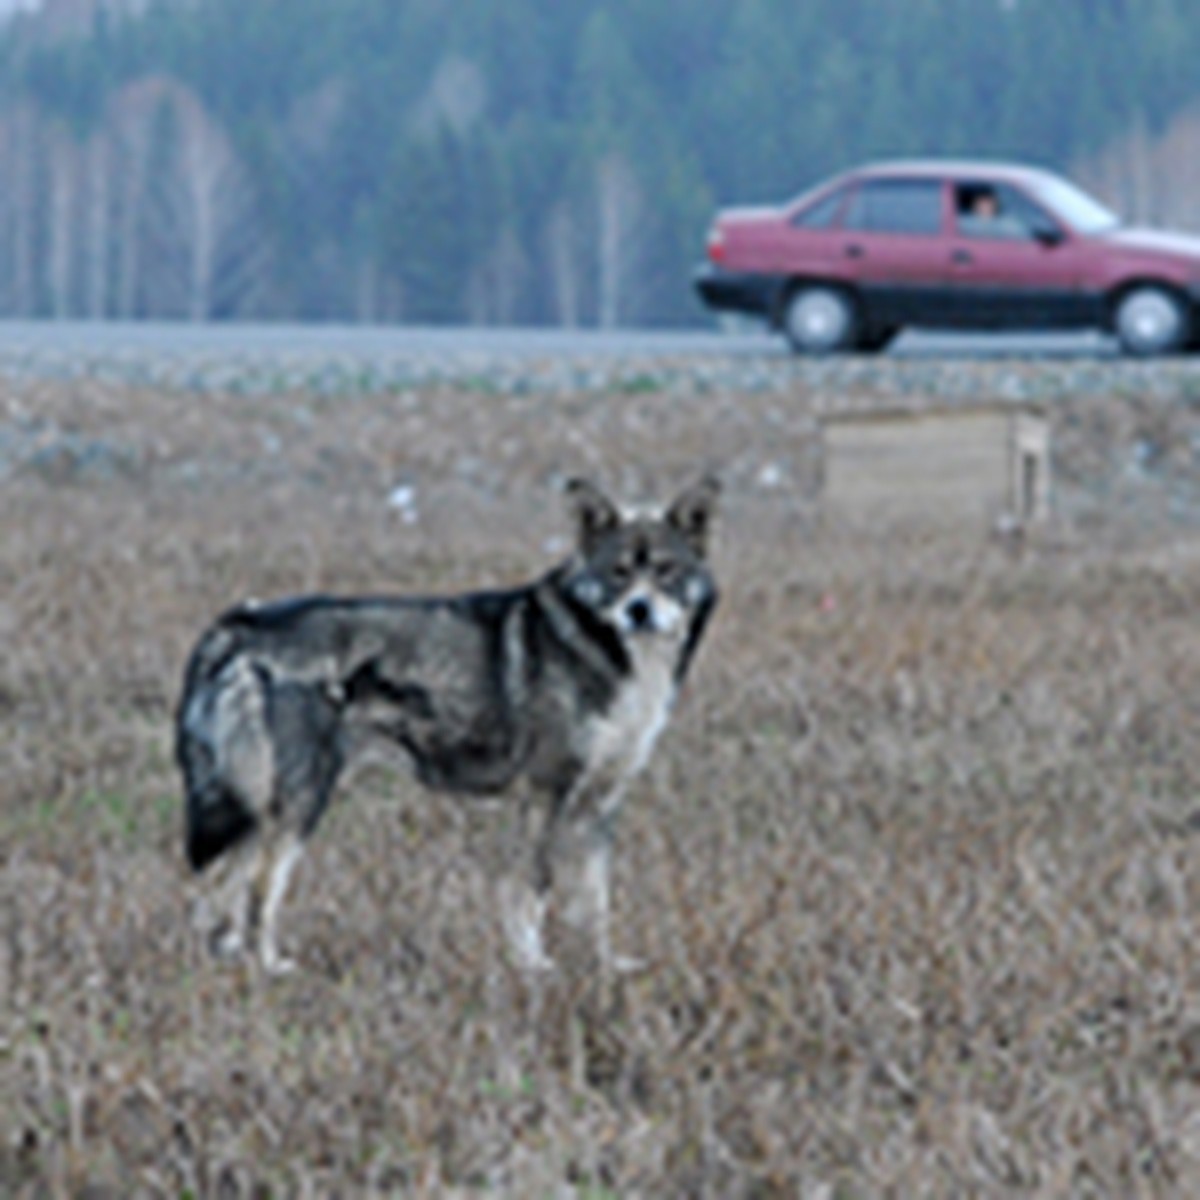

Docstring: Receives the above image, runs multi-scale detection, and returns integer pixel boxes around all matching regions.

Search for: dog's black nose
[626,597,653,630]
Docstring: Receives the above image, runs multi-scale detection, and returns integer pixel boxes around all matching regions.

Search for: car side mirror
[1031,222,1064,248]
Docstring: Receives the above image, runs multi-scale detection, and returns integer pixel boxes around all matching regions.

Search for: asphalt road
[0,319,1119,362]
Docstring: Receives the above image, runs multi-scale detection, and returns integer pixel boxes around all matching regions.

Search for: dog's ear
[566,478,622,551]
[666,474,720,557]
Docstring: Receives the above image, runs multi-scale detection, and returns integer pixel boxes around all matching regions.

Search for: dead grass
[5,378,1200,1197]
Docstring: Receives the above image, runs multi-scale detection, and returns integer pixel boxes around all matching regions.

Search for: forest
[1,0,1199,326]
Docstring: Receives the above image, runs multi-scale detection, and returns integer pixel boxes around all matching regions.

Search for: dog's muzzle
[617,590,682,636]
[626,596,654,632]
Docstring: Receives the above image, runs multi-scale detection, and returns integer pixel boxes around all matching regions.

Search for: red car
[695,159,1200,356]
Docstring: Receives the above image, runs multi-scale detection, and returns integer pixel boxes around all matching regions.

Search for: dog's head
[563,475,719,649]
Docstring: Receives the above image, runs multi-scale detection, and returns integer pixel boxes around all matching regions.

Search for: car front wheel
[782,285,858,354]
[1114,285,1189,356]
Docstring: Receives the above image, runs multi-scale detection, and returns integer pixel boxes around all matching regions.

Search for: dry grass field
[5,373,1200,1197]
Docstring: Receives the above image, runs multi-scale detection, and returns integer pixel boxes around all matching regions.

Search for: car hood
[1103,226,1200,260]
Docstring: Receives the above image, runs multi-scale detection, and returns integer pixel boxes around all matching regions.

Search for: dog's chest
[585,646,678,784]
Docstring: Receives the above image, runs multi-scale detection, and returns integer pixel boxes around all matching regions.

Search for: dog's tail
[175,622,272,871]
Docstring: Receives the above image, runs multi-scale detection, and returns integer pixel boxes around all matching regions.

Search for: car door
[836,177,953,324]
[945,179,1093,328]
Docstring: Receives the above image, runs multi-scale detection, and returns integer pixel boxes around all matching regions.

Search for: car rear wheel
[782,285,858,354]
[1114,285,1189,356]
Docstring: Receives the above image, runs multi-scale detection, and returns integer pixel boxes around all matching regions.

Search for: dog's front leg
[557,817,616,968]
[482,797,555,972]
[539,792,641,974]
[498,875,554,972]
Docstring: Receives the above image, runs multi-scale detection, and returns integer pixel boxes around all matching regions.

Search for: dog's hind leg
[257,832,305,975]
[196,836,262,962]
[245,680,341,974]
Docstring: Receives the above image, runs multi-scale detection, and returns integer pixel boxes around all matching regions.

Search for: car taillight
[706,225,726,264]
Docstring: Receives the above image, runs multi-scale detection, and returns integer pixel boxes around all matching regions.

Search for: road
[0,319,1119,363]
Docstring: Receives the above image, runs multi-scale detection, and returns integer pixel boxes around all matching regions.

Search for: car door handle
[951,249,974,265]
[843,243,864,259]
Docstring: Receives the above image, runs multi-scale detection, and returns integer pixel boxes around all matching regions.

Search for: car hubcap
[1121,291,1180,350]
[789,291,847,349]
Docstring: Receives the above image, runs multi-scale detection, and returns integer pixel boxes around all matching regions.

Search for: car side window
[842,179,943,236]
[955,182,1059,241]
[791,187,847,229]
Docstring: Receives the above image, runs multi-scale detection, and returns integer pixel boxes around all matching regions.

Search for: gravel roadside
[3,345,1200,531]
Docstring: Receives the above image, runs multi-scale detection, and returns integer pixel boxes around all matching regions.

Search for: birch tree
[83,131,113,318]
[1074,105,1200,231]
[47,129,76,317]
[545,202,580,328]
[110,79,162,318]
[145,81,267,318]
[595,152,643,329]
[6,105,39,315]
[107,77,266,319]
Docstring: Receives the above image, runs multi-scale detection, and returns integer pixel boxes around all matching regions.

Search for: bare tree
[83,130,113,318]
[1074,105,1200,231]
[412,55,487,140]
[595,152,643,328]
[109,78,163,317]
[467,226,527,325]
[1152,110,1200,228]
[545,202,580,328]
[0,112,16,313]
[107,76,268,319]
[147,81,267,318]
[47,127,77,317]
[6,104,40,315]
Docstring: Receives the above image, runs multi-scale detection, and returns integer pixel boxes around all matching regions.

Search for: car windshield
[1025,174,1120,234]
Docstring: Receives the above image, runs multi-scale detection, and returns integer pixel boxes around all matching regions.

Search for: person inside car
[957,187,1026,239]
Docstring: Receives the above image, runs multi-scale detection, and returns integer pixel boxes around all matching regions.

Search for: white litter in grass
[387,483,419,523]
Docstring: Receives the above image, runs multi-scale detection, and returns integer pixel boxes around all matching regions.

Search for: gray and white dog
[176,476,719,974]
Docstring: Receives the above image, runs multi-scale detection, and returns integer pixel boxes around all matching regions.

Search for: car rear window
[844,179,943,235]
[792,187,847,229]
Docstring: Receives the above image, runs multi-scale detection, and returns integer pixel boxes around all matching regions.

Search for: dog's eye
[652,560,679,585]
[610,562,633,587]
[571,574,605,607]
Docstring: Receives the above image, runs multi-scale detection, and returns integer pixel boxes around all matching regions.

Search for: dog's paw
[505,929,556,973]
[514,947,557,974]
[498,881,554,972]
[208,922,245,962]
[261,948,298,977]
[609,953,648,975]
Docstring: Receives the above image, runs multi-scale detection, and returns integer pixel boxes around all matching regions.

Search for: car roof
[848,159,1057,187]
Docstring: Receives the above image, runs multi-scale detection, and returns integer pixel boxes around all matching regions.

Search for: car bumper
[693,264,783,321]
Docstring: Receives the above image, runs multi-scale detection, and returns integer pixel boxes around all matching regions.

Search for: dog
[175,475,719,974]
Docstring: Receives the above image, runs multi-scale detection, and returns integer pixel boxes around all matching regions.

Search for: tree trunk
[595,154,641,329]
[48,132,76,318]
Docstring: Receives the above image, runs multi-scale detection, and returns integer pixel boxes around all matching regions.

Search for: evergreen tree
[2,0,1200,323]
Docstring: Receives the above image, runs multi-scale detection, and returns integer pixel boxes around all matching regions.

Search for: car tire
[1114,285,1190,356]
[782,285,858,354]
